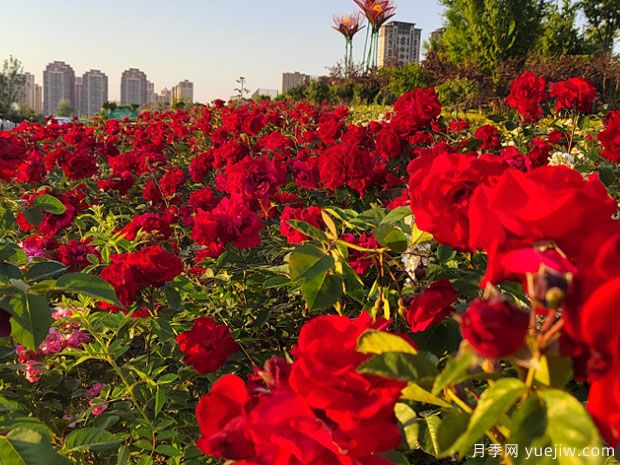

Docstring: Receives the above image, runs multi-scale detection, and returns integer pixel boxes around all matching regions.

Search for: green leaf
[0,428,68,465]
[299,272,342,311]
[419,413,442,457]
[56,272,122,307]
[358,330,418,355]
[19,206,44,227]
[33,194,66,215]
[432,349,478,395]
[287,220,328,242]
[401,383,451,408]
[509,395,554,465]
[65,427,123,452]
[154,388,167,418]
[26,261,67,281]
[289,245,334,281]
[380,206,412,225]
[437,409,471,456]
[411,223,433,245]
[540,389,604,465]
[395,403,419,449]
[447,378,525,457]
[358,352,437,381]
[534,355,573,388]
[374,224,409,253]
[8,294,53,350]
[437,245,457,262]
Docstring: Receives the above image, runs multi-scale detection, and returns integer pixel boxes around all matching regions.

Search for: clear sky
[0,0,444,103]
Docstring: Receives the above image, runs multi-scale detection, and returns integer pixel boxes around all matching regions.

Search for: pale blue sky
[0,0,444,102]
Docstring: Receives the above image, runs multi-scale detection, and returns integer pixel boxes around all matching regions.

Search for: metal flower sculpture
[333,13,365,71]
[353,0,396,69]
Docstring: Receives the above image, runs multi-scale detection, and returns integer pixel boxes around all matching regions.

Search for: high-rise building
[147,81,155,104]
[430,27,446,44]
[74,77,83,116]
[80,70,108,116]
[157,88,172,107]
[43,61,76,115]
[172,80,194,104]
[281,72,310,94]
[19,72,43,113]
[378,21,422,67]
[120,68,148,107]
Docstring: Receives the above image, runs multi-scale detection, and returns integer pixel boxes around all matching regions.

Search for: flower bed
[0,72,619,465]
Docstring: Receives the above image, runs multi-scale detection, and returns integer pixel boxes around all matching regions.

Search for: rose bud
[460,298,529,358]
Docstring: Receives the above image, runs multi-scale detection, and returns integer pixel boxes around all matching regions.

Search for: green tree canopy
[579,0,620,53]
[55,98,73,117]
[535,0,586,56]
[0,56,26,119]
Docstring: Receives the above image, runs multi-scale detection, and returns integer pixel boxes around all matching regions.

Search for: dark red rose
[318,117,344,144]
[468,166,617,259]
[461,298,530,358]
[599,109,620,162]
[549,78,597,113]
[506,71,547,122]
[292,153,319,189]
[529,137,552,167]
[406,280,457,332]
[392,87,441,136]
[125,245,183,288]
[0,132,28,182]
[279,206,324,244]
[474,125,502,151]
[375,126,403,160]
[120,213,173,241]
[408,152,506,251]
[159,168,185,196]
[100,261,139,307]
[318,144,374,195]
[177,317,239,374]
[341,233,380,274]
[189,151,214,183]
[59,149,98,180]
[57,240,100,271]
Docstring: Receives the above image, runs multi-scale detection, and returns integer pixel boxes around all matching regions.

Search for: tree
[0,56,26,119]
[440,0,546,73]
[535,0,585,56]
[233,76,249,101]
[55,98,73,117]
[579,0,620,54]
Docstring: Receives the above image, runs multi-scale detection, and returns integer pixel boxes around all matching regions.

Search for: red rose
[468,166,617,259]
[279,206,324,244]
[189,151,214,183]
[474,125,502,151]
[318,144,374,195]
[599,109,620,162]
[392,87,441,136]
[341,233,380,274]
[159,168,185,196]
[125,245,183,288]
[289,313,404,453]
[59,149,98,180]
[406,280,457,332]
[196,375,256,460]
[549,77,597,113]
[120,213,173,241]
[408,152,506,251]
[461,298,529,358]
[292,153,319,189]
[375,126,403,160]
[318,117,344,144]
[100,261,139,307]
[57,240,100,271]
[217,156,285,201]
[587,372,620,447]
[506,71,547,122]
[177,317,239,374]
[0,132,28,182]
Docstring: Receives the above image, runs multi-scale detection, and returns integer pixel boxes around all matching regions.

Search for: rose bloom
[599,109,620,162]
[468,166,617,259]
[392,87,442,136]
[279,206,324,244]
[474,125,502,151]
[217,156,285,201]
[460,298,529,358]
[406,280,457,332]
[587,372,620,448]
[408,152,506,251]
[176,317,239,374]
[506,71,547,122]
[549,77,597,113]
[125,245,183,288]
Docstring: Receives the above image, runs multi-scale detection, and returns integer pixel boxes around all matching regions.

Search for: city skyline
[0,0,444,102]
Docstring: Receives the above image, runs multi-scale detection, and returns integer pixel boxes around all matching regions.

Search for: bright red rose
[549,77,597,113]
[196,375,256,460]
[0,132,28,182]
[159,168,185,196]
[506,71,547,122]
[189,151,214,183]
[408,152,506,251]
[406,280,457,332]
[599,109,620,162]
[375,126,402,160]
[289,313,404,451]
[125,245,183,288]
[468,166,617,259]
[318,117,344,144]
[100,261,139,307]
[587,372,620,447]
[120,213,173,241]
[217,156,285,201]
[474,125,502,151]
[392,87,441,136]
[318,144,374,195]
[177,317,239,374]
[461,298,529,358]
[292,151,319,189]
[341,233,380,274]
[59,149,98,180]
[279,206,324,244]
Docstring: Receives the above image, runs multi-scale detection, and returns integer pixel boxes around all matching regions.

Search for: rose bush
[0,70,619,465]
